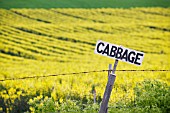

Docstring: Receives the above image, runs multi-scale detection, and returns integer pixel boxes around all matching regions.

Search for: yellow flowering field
[0,8,170,112]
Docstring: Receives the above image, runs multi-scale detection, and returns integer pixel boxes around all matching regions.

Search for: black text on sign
[94,40,144,66]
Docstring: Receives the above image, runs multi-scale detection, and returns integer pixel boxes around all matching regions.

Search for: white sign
[94,40,144,66]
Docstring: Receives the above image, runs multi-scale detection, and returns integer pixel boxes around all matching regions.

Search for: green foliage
[134,80,170,113]
[28,96,57,113]
[26,80,170,113]
[27,96,100,113]
[108,80,170,113]
[0,0,170,9]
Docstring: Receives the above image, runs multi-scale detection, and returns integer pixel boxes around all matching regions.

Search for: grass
[0,0,170,9]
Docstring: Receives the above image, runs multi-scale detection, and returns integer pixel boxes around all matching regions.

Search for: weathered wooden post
[94,40,145,113]
[99,59,118,113]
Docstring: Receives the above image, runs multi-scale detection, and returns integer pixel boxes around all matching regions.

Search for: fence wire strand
[0,69,170,82]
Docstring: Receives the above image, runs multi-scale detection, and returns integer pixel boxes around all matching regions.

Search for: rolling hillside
[0,8,170,112]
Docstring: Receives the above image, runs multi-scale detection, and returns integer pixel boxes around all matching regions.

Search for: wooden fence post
[99,59,119,113]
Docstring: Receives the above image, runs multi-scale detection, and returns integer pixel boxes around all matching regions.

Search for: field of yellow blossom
[0,8,170,112]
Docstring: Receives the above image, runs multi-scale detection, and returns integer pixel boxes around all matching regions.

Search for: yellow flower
[5,95,9,99]
[11,99,15,103]
[37,96,41,100]
[40,94,43,99]
[44,96,48,101]
[11,95,17,99]
[29,107,35,112]
[59,98,63,103]
[40,103,43,107]
[29,99,33,104]
[17,91,22,95]
[51,92,57,101]
[55,102,59,107]
[34,97,38,101]
[3,90,6,94]
[8,88,16,95]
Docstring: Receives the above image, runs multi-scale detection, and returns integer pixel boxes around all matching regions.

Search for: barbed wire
[0,69,170,82]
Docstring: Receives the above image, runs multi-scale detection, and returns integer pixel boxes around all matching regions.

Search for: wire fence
[0,69,170,113]
[0,69,170,82]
